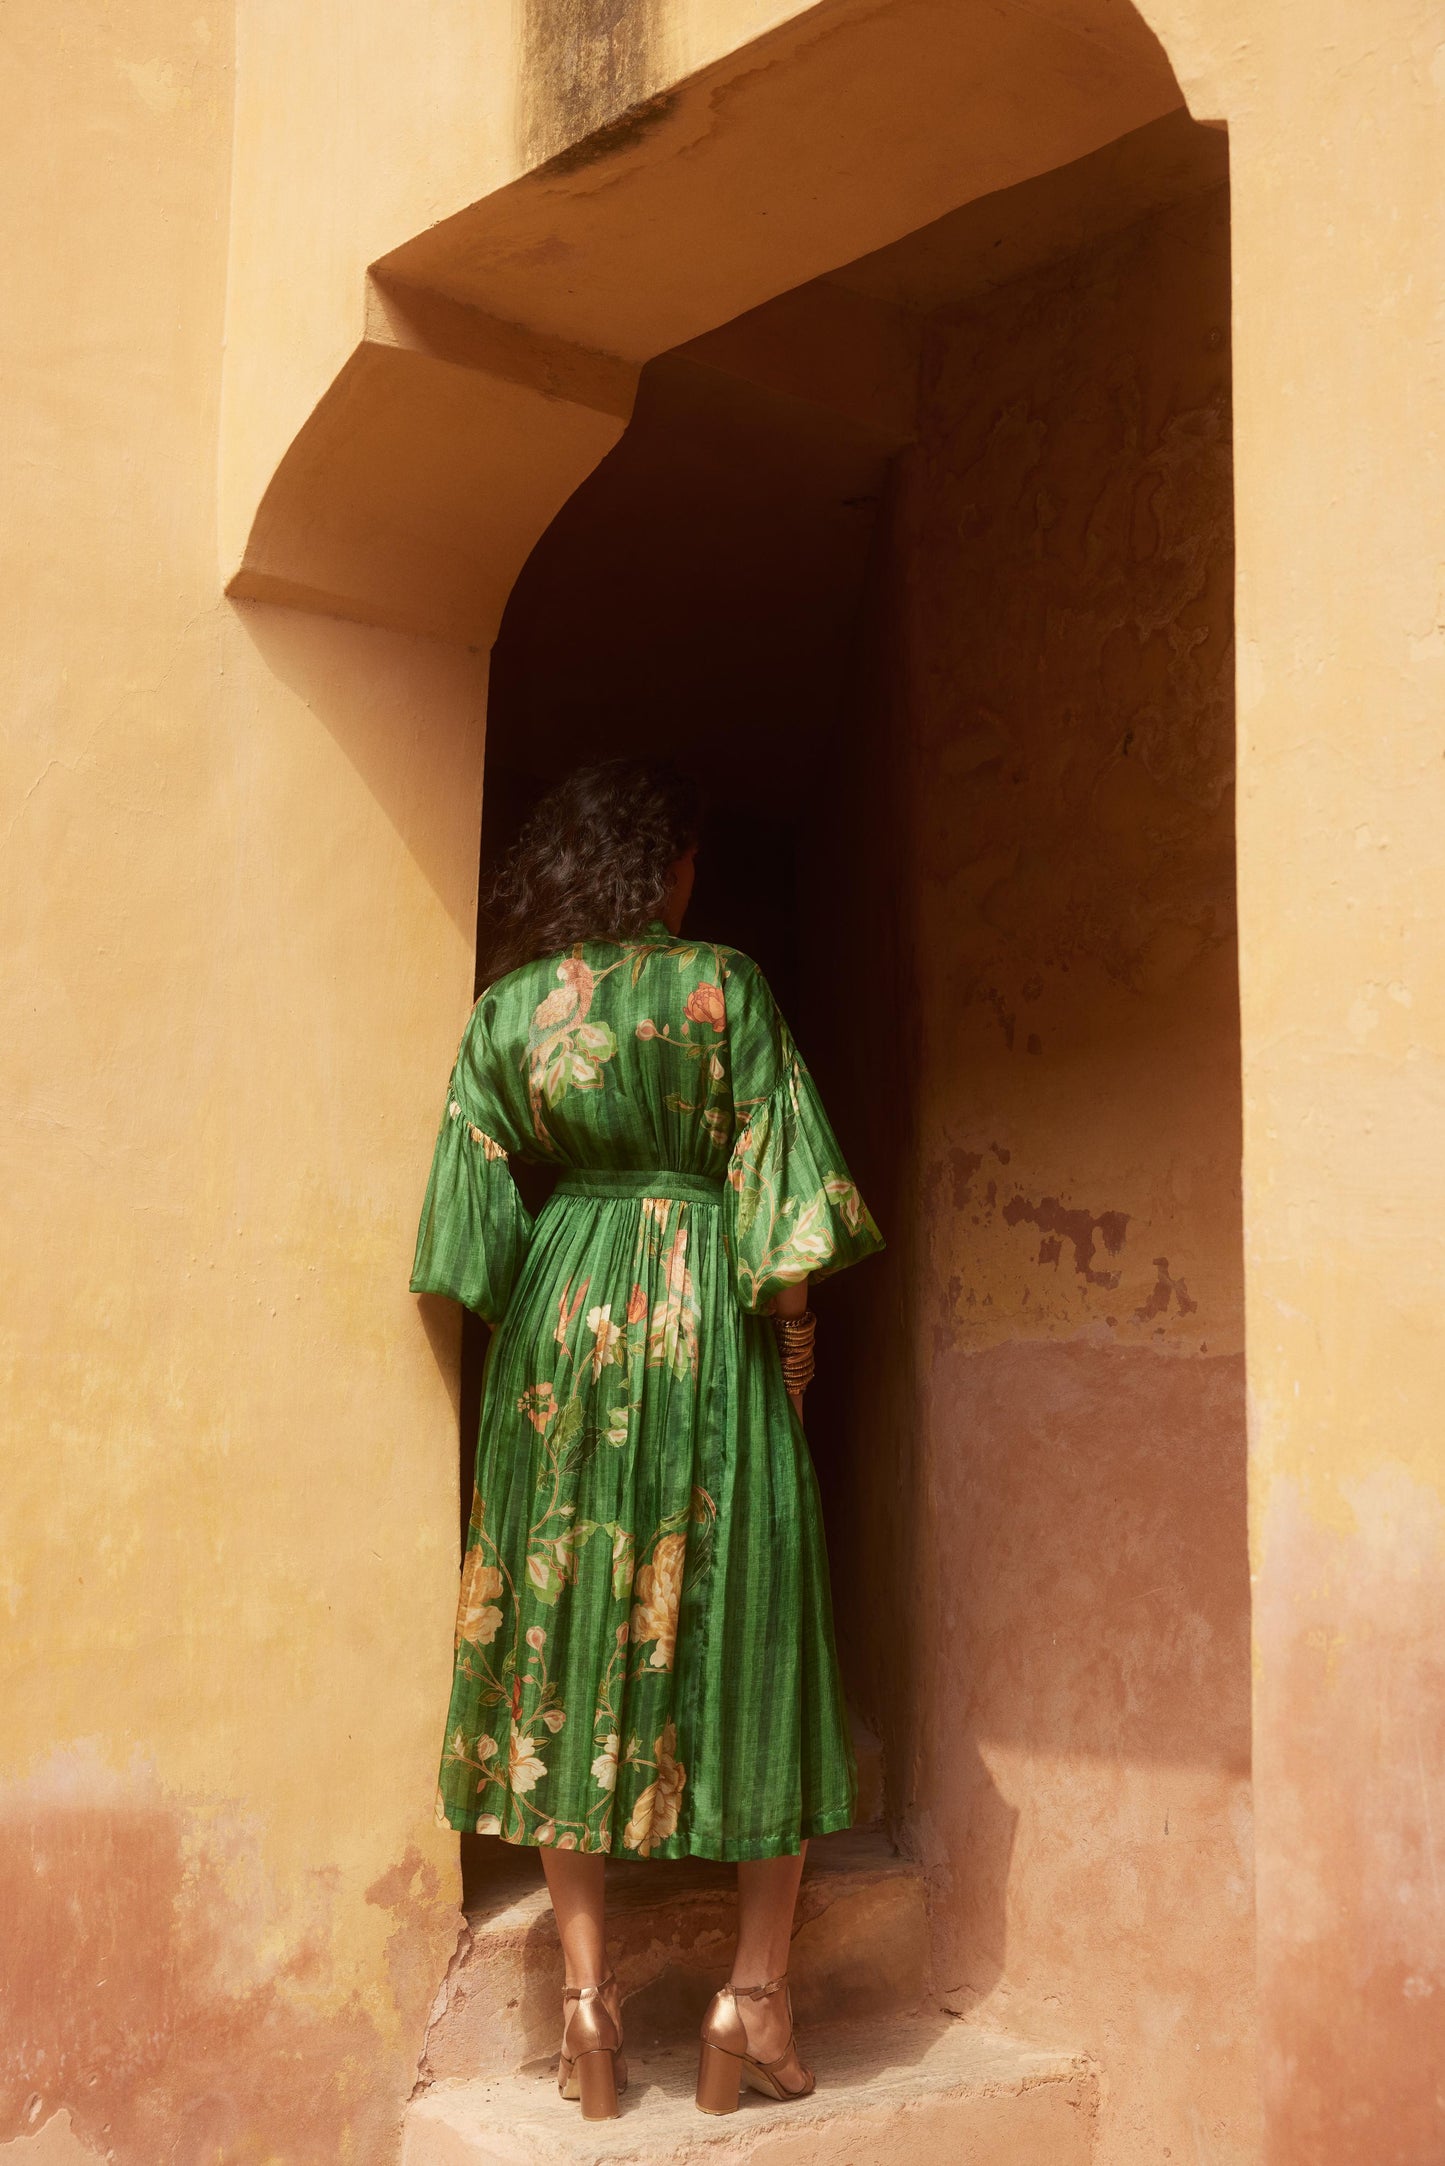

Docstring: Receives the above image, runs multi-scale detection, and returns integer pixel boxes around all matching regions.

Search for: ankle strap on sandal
[729,1974,789,2000]
[564,1971,618,2003]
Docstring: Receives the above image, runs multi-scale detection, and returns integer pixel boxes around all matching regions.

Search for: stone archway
[224,0,1188,648]
[404,102,1250,2166]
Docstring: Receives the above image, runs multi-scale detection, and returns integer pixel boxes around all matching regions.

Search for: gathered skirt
[435,1169,856,1860]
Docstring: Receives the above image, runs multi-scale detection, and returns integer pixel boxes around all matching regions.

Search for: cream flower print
[630,1531,686,1670]
[586,1304,625,1379]
[456,1546,505,1647]
[509,1725,548,1796]
[591,1731,621,1792]
[623,1722,687,1856]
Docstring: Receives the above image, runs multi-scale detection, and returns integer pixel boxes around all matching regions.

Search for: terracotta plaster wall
[848,189,1258,2161]
[0,5,483,2159]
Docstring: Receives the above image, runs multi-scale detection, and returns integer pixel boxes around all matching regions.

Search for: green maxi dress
[411,923,882,1861]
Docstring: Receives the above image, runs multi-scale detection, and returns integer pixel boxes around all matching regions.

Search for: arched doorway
[413,102,1253,2162]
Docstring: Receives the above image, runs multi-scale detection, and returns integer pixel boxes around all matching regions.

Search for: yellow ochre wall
[1,4,485,2157]
[2,1,1443,2161]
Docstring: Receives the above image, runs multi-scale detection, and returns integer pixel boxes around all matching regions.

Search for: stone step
[403,2016,1097,2166]
[421,1830,928,2085]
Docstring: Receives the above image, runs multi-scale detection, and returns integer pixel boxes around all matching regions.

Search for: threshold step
[404,2015,1096,2165]
[424,1829,927,2084]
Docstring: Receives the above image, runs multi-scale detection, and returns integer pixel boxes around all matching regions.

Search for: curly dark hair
[481,758,704,984]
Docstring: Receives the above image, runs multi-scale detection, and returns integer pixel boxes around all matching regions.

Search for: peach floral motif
[684,982,726,1030]
[630,1531,686,1670]
[626,1282,648,1324]
[554,1280,589,1356]
[457,1546,505,1646]
[475,1812,502,1836]
[518,1382,556,1433]
[622,1722,687,1856]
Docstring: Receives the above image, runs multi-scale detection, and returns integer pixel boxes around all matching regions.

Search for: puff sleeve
[409,1003,534,1327]
[723,960,883,1314]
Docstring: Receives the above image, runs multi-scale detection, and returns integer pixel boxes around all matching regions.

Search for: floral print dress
[411,922,882,1860]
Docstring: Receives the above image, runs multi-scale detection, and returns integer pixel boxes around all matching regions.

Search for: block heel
[558,1973,626,2121]
[576,2047,620,2120]
[695,1975,815,2114]
[696,2040,744,2114]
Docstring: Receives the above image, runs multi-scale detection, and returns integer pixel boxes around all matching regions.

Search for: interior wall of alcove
[812,180,1256,2165]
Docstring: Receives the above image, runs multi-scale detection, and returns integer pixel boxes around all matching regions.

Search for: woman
[410,758,882,2120]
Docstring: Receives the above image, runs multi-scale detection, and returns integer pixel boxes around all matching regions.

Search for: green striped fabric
[411,922,882,1860]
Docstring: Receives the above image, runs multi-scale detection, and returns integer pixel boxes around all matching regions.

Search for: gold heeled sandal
[558,1971,627,2121]
[695,1975,814,2115]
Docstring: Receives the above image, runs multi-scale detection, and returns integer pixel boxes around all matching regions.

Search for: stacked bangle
[771,1308,817,1393]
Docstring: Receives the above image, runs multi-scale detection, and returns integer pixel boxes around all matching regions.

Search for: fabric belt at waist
[553,1169,726,1205]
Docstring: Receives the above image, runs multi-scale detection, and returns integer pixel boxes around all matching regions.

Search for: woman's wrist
[770,1306,817,1394]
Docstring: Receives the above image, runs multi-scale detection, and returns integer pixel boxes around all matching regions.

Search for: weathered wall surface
[0,3,483,2157]
[830,189,1257,2162]
[1222,10,1445,2158]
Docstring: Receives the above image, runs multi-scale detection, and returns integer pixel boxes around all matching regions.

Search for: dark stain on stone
[520,0,671,172]
[1026,1032,1043,1055]
[1002,1194,1130,1288]
[536,87,680,177]
[947,1148,983,1207]
[1135,1255,1199,1323]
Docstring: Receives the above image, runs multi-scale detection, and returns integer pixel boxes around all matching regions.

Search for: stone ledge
[403,2016,1097,2165]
